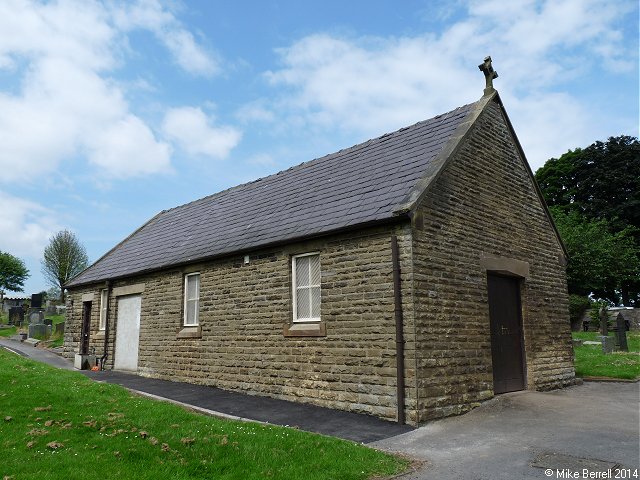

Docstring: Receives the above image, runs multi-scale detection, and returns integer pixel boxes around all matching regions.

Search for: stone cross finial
[478,56,498,94]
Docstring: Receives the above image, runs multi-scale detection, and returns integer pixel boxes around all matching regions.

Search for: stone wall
[411,98,576,423]
[65,224,418,423]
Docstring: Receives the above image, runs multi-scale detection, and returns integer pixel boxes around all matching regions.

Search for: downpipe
[391,235,405,425]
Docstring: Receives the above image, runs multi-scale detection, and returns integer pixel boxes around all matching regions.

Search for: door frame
[486,272,527,394]
[80,301,92,355]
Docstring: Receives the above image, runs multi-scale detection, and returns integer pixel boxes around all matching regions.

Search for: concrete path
[0,337,412,443]
[373,382,640,479]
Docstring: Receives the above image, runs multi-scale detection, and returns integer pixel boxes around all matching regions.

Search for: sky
[0,0,638,296]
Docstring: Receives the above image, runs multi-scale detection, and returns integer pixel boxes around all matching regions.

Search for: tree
[549,207,640,305]
[46,287,62,303]
[0,251,30,293]
[536,135,640,305]
[41,230,89,302]
[535,135,640,232]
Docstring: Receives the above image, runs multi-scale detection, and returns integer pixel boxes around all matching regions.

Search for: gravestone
[54,322,65,335]
[8,307,24,326]
[31,293,43,309]
[28,323,51,340]
[44,318,53,326]
[599,307,608,336]
[29,311,44,324]
[600,335,614,354]
[45,305,57,316]
[614,313,629,352]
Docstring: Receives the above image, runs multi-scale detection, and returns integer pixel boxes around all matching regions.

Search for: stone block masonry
[65,224,419,424]
[411,98,575,423]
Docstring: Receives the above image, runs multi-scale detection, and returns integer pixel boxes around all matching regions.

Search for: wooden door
[80,301,91,355]
[487,274,525,394]
[114,295,141,371]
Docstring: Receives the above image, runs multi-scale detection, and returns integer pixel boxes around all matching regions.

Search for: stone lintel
[480,255,529,278]
[112,283,145,297]
[81,293,95,302]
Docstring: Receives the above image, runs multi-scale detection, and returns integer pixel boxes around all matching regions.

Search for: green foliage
[550,208,640,304]
[0,350,407,480]
[536,135,640,231]
[536,136,640,305]
[568,295,591,326]
[0,251,30,293]
[41,230,89,301]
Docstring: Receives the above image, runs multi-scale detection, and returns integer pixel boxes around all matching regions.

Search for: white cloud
[111,0,219,76]
[236,100,276,123]
[0,0,218,184]
[88,115,172,177]
[0,191,60,259]
[262,0,636,169]
[162,107,241,159]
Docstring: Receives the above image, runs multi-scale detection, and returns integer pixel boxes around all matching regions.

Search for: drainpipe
[391,235,405,425]
[99,281,112,370]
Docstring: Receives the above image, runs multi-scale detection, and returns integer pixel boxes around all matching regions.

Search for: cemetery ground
[0,311,65,347]
[572,331,640,380]
[0,349,408,480]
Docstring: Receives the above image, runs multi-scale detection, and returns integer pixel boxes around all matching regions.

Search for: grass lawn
[572,331,640,380]
[0,326,17,337]
[0,350,408,480]
[46,314,66,325]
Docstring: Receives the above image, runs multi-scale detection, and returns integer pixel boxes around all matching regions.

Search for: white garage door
[114,295,141,371]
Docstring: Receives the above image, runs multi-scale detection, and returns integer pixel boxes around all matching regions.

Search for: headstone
[44,318,53,326]
[45,305,57,316]
[615,313,629,352]
[54,322,65,335]
[31,293,43,309]
[600,335,614,354]
[28,323,51,340]
[8,307,24,326]
[29,311,44,324]
[599,307,608,336]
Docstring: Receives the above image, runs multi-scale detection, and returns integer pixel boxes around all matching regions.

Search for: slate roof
[66,101,477,287]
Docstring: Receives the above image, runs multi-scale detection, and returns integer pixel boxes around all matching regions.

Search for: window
[183,273,200,326]
[292,253,321,322]
[99,289,108,330]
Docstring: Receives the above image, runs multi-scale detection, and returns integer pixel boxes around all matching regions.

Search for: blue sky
[1,0,638,296]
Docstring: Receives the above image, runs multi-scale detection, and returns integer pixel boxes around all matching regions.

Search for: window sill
[283,322,326,337]
[177,325,202,339]
[95,330,105,338]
